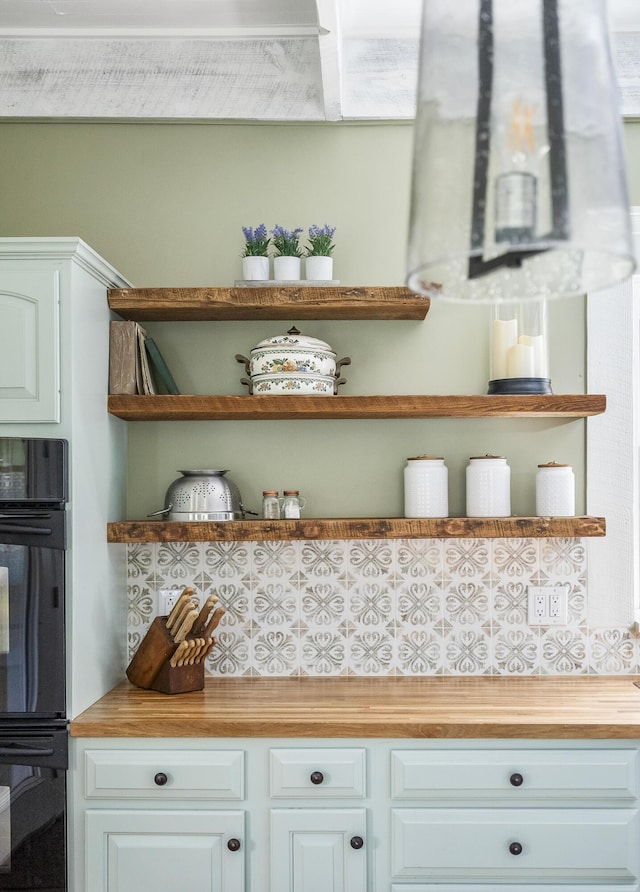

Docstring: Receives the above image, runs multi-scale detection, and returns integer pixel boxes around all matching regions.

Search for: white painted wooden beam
[0,37,325,120]
[314,0,343,121]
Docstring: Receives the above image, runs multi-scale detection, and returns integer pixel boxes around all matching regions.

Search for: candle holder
[489,300,551,395]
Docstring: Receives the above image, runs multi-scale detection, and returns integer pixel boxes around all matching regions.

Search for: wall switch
[527,584,569,625]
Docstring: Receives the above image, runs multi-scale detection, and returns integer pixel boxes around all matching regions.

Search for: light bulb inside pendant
[406,0,635,304]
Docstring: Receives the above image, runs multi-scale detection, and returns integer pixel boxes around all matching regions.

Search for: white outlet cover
[527,584,569,625]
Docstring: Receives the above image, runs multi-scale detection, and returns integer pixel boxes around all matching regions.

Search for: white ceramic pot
[305,255,334,281]
[248,328,337,377]
[242,255,270,281]
[273,255,301,281]
[235,326,351,396]
[251,373,337,395]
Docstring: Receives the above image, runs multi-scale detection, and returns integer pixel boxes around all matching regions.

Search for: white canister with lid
[404,456,449,518]
[536,462,575,516]
[466,455,511,517]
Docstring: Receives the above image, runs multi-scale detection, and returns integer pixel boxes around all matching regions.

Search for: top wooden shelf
[107,285,430,321]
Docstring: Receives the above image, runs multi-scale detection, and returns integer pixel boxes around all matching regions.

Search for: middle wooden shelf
[107,393,606,421]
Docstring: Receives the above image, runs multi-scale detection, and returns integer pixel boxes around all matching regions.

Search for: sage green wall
[0,121,638,518]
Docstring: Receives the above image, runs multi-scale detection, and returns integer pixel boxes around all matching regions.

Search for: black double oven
[0,437,68,891]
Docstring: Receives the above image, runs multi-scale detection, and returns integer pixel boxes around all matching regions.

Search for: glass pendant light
[406,0,636,303]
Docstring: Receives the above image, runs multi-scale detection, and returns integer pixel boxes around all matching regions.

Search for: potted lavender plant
[241,224,271,281]
[271,225,303,281]
[305,224,336,281]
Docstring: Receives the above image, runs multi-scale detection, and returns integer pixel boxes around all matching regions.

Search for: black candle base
[488,377,553,395]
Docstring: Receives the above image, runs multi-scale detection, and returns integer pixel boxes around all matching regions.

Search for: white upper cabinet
[0,269,60,422]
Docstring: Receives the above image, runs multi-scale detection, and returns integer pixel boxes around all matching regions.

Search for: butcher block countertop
[70,676,640,739]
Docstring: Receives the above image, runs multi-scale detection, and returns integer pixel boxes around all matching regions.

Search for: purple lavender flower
[306,224,336,256]
[271,225,304,257]
[241,224,270,256]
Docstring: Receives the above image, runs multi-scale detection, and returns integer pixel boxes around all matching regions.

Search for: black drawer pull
[227,838,241,852]
[509,772,524,787]
[310,771,324,785]
[153,772,168,786]
[509,841,523,856]
[350,836,364,850]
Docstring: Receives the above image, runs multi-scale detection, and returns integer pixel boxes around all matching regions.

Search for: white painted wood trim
[315,0,343,121]
[0,237,132,288]
[586,207,640,627]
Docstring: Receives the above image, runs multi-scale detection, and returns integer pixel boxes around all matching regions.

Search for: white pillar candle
[518,334,547,377]
[492,318,517,379]
[507,342,535,377]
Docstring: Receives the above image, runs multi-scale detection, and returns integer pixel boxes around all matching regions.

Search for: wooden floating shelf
[107,285,430,321]
[107,393,606,422]
[108,516,606,543]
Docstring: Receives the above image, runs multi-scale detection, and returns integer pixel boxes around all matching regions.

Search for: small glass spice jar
[262,490,281,520]
[536,462,575,516]
[282,490,306,519]
[403,456,449,518]
[466,455,511,517]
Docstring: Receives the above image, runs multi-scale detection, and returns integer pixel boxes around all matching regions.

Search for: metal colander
[150,469,245,521]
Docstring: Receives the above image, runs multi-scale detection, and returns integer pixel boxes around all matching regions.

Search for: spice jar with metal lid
[404,456,449,517]
[262,490,281,520]
[466,455,511,517]
[282,490,306,519]
[536,462,575,516]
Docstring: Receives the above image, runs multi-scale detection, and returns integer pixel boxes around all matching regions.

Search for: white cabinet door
[271,808,366,892]
[86,809,244,892]
[0,270,59,422]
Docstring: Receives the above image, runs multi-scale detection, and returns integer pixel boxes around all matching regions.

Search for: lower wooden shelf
[107,516,606,543]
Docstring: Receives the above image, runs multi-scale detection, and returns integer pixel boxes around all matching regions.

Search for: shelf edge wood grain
[107,393,606,421]
[107,516,606,543]
[107,285,430,320]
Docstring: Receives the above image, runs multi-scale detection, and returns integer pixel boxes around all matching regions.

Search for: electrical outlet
[527,584,569,625]
[158,589,195,616]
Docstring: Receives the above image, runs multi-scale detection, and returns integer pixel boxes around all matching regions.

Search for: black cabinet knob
[350,836,364,850]
[227,838,241,852]
[153,772,168,786]
[509,842,523,856]
[310,771,324,785]
[509,772,524,787]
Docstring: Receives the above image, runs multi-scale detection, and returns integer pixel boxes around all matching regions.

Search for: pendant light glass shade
[406,0,636,303]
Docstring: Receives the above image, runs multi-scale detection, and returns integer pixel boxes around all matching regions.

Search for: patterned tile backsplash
[126,537,638,676]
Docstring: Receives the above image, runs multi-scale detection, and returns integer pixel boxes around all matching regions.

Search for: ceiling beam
[314,0,343,120]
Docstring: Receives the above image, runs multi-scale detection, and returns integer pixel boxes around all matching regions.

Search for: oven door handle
[0,513,53,519]
[0,522,52,535]
[0,745,55,757]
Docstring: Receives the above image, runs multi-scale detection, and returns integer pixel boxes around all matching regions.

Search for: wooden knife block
[126,616,205,695]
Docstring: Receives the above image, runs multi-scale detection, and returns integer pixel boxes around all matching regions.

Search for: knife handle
[203,606,226,638]
[191,594,219,636]
[174,608,199,643]
[165,587,195,630]
[169,640,188,668]
[166,594,196,635]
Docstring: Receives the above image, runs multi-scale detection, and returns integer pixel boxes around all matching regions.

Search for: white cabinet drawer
[84,749,244,799]
[269,748,366,798]
[391,807,640,883]
[390,886,640,892]
[391,748,639,801]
